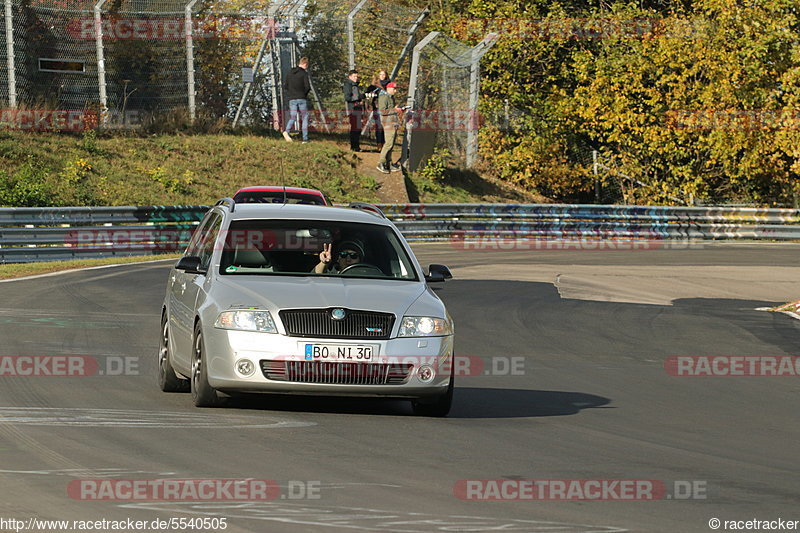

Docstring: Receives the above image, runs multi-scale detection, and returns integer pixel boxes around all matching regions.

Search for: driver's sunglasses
[338,251,361,259]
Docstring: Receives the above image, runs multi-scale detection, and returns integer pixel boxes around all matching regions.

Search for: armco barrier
[1,204,800,263]
[0,206,206,263]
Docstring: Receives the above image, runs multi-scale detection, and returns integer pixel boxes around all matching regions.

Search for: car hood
[213,275,436,317]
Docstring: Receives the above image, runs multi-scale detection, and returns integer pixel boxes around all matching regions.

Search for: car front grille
[261,360,413,385]
[279,309,395,339]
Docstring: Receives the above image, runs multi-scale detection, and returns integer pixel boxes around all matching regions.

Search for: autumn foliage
[426,0,800,205]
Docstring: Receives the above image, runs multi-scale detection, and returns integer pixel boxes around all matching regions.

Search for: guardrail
[1,204,799,263]
[0,206,204,263]
[382,204,800,242]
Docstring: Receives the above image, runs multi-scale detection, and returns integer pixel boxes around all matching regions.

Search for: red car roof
[235,186,325,196]
[233,186,329,205]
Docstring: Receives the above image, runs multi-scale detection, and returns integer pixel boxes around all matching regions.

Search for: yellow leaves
[74,158,92,172]
[432,0,800,204]
[60,157,94,184]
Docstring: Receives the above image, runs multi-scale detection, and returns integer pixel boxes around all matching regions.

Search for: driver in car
[313,239,365,274]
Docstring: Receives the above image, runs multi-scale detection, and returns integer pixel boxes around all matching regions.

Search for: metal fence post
[466,33,497,168]
[402,31,439,171]
[389,8,428,81]
[4,0,15,108]
[359,7,429,139]
[346,0,368,71]
[185,0,199,122]
[232,39,269,129]
[94,0,108,126]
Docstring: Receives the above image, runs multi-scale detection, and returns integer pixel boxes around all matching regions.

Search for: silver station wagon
[158,199,455,416]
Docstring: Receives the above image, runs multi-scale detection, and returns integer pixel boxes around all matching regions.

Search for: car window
[184,212,215,257]
[197,213,222,271]
[219,220,417,281]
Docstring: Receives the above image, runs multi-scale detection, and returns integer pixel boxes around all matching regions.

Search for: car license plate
[304,344,375,361]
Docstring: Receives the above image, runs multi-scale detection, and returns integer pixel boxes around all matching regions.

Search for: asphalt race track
[0,243,799,533]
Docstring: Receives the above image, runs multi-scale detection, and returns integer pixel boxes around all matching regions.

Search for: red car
[232,186,329,206]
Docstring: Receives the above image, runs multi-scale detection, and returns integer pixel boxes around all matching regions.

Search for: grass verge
[0,130,381,206]
[0,254,181,280]
[0,130,547,207]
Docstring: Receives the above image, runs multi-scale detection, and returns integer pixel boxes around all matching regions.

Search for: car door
[170,212,221,371]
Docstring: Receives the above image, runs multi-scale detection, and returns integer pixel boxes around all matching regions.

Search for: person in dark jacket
[343,70,366,151]
[365,68,390,151]
[283,57,311,143]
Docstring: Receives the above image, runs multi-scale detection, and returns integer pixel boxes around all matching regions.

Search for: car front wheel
[158,312,189,393]
[191,323,223,408]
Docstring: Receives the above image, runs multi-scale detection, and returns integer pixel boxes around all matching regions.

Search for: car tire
[411,373,454,417]
[191,323,223,408]
[158,312,189,393]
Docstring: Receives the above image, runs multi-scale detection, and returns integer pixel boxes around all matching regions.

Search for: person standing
[365,68,390,151]
[343,70,366,152]
[282,57,311,143]
[377,82,403,173]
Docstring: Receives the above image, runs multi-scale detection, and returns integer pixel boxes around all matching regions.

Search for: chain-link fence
[403,31,496,172]
[7,0,102,120]
[0,0,490,162]
[350,0,426,85]
[298,0,427,142]
[0,0,291,128]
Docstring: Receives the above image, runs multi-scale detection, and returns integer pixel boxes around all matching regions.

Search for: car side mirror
[175,256,205,274]
[425,264,452,282]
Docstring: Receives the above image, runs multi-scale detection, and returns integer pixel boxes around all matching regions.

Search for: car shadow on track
[449,388,612,418]
[221,388,611,419]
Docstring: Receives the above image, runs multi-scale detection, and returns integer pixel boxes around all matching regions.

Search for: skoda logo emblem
[331,308,347,321]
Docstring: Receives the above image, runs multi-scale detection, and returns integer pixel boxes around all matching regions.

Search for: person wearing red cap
[377,82,403,173]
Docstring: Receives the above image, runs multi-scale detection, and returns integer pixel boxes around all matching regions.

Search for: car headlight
[398,316,452,337]
[214,310,277,333]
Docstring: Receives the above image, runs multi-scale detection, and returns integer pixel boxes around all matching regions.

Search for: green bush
[146,166,194,194]
[81,130,99,154]
[0,159,57,207]
[418,149,452,182]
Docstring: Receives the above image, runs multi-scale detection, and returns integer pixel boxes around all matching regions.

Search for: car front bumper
[203,327,454,398]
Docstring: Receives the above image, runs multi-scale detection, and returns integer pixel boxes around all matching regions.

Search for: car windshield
[233,191,326,205]
[219,220,418,281]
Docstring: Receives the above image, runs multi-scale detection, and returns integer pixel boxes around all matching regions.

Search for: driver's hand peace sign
[319,242,332,264]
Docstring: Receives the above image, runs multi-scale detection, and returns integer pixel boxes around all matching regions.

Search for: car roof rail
[215,197,236,213]
[348,202,385,218]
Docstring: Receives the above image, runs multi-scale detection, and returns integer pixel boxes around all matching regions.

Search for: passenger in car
[313,239,365,274]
